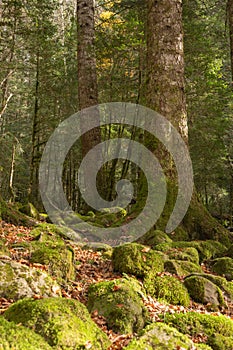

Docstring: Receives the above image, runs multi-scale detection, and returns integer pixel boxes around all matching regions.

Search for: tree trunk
[77,0,102,211]
[145,0,232,245]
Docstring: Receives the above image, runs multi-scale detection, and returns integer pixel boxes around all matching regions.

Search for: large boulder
[126,322,198,349]
[144,275,190,307]
[184,275,225,307]
[0,260,61,300]
[4,297,110,349]
[0,317,52,349]
[87,277,148,334]
[112,242,166,278]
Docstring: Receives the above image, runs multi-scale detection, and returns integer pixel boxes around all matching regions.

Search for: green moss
[164,311,233,340]
[19,203,40,220]
[196,345,213,350]
[112,243,166,279]
[164,259,202,276]
[87,277,149,334]
[208,334,233,350]
[211,257,233,280]
[168,226,189,241]
[126,322,196,349]
[29,242,75,283]
[157,246,199,265]
[4,297,110,349]
[135,230,172,247]
[184,275,225,307]
[0,196,32,226]
[0,316,52,349]
[187,273,233,301]
[144,275,190,307]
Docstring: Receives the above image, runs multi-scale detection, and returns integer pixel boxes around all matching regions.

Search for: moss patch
[135,230,172,247]
[4,297,110,349]
[0,316,52,349]
[126,322,196,349]
[208,334,233,350]
[87,277,148,334]
[164,259,202,276]
[164,311,233,346]
[112,243,166,279]
[156,246,199,265]
[144,275,190,307]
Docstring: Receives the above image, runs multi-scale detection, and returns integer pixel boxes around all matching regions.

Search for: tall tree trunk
[145,0,232,245]
[77,0,102,211]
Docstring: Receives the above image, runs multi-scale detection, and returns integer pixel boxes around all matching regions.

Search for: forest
[0,0,233,349]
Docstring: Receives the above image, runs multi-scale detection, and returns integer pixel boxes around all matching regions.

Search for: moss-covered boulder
[125,322,196,349]
[29,242,75,283]
[164,311,233,348]
[184,275,225,307]
[185,273,233,301]
[30,223,70,241]
[0,196,34,226]
[87,277,148,334]
[208,334,233,350]
[135,230,172,247]
[156,246,199,265]
[19,202,40,220]
[0,316,52,349]
[0,260,61,300]
[211,257,233,280]
[112,243,166,279]
[164,259,202,276]
[4,297,110,349]
[156,240,227,262]
[144,275,190,306]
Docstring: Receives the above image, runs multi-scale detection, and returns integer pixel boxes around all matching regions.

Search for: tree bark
[145,0,232,245]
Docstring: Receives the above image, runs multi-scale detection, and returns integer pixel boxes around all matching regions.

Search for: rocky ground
[1,219,233,349]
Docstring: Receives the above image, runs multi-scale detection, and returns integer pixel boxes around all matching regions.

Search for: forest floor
[1,220,233,349]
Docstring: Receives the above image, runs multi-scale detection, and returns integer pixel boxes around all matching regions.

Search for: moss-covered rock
[185,273,233,301]
[87,277,148,334]
[144,275,190,306]
[4,297,110,349]
[208,334,233,350]
[29,242,75,283]
[164,259,202,276]
[0,316,52,349]
[0,196,34,226]
[125,322,196,349]
[19,203,40,220]
[0,260,61,300]
[155,240,227,262]
[164,311,233,346]
[211,257,233,280]
[112,243,166,278]
[184,275,225,307]
[157,246,199,265]
[135,230,172,247]
[30,223,70,241]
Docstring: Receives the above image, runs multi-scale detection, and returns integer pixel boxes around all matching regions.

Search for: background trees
[0,0,232,229]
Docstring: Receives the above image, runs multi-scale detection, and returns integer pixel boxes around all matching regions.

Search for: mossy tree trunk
[145,0,232,245]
